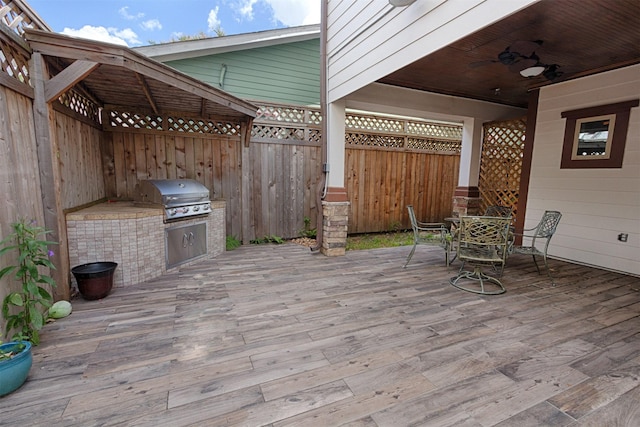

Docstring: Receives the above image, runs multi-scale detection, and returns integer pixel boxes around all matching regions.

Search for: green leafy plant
[250,235,285,245]
[299,216,317,239]
[0,340,26,361]
[0,219,57,345]
[226,235,241,251]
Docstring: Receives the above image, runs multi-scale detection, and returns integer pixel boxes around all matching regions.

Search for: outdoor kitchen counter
[66,201,163,220]
[66,200,226,289]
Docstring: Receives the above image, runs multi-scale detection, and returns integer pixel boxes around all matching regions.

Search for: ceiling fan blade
[509,40,543,57]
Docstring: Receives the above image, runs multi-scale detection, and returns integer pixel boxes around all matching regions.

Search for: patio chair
[449,216,511,295]
[484,204,514,250]
[510,210,562,283]
[404,205,451,267]
[484,205,513,217]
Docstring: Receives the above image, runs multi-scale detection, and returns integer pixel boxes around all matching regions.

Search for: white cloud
[141,19,162,31]
[61,25,141,47]
[208,7,222,32]
[111,28,142,45]
[265,0,320,26]
[119,6,144,20]
[235,0,320,27]
[237,0,259,21]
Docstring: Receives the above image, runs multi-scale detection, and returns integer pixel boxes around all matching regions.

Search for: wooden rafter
[135,72,159,115]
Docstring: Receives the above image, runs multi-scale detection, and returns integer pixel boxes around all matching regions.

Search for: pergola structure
[12,28,257,299]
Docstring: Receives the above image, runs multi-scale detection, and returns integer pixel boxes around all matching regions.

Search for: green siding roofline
[134,24,320,63]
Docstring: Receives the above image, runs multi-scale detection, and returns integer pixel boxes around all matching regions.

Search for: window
[560,100,638,169]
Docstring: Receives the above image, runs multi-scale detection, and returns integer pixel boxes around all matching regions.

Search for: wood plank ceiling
[378,0,640,108]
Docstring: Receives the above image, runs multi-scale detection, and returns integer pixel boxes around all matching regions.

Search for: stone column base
[452,186,481,216]
[321,187,350,256]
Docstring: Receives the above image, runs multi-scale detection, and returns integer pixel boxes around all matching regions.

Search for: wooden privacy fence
[344,112,462,233]
[101,102,463,240]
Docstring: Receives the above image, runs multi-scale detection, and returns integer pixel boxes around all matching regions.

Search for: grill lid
[135,179,209,207]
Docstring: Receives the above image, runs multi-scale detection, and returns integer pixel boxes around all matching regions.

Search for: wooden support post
[30,52,70,300]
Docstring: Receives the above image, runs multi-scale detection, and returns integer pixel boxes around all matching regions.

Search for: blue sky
[27,0,320,47]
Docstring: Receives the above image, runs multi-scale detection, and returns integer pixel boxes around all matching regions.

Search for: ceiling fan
[470,40,563,80]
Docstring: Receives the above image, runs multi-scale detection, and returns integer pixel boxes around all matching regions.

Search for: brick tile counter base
[66,200,225,289]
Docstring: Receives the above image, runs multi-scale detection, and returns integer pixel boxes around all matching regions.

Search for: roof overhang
[24,28,258,121]
[134,24,321,62]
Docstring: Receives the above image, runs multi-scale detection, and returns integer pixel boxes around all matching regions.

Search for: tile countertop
[66,201,163,220]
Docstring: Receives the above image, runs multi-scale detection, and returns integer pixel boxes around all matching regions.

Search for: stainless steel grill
[134,179,211,222]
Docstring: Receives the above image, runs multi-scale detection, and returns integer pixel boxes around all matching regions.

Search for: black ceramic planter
[71,262,118,300]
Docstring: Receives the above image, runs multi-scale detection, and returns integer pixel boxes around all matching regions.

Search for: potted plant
[0,219,57,395]
[0,340,32,396]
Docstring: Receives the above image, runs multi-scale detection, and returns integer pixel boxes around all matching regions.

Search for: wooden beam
[135,72,159,115]
[44,59,99,103]
[45,59,103,107]
[30,52,71,301]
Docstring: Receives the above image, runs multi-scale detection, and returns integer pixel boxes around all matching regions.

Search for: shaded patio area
[2,243,639,426]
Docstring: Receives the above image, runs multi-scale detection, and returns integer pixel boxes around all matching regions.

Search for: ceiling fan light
[520,65,546,77]
[389,0,417,6]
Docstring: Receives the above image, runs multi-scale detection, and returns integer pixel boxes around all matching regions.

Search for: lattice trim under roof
[59,90,101,124]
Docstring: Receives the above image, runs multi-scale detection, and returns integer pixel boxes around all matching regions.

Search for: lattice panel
[346,114,404,133]
[407,122,462,139]
[0,38,30,85]
[408,137,461,153]
[59,90,101,124]
[108,111,163,130]
[308,110,322,125]
[308,129,321,144]
[479,119,526,219]
[345,132,404,148]
[252,124,305,141]
[167,117,239,135]
[0,1,46,35]
[252,103,461,153]
[256,105,308,123]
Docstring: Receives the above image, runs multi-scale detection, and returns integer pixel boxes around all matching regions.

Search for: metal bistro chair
[449,216,511,295]
[511,210,562,283]
[404,205,451,268]
[485,204,515,250]
[484,205,513,218]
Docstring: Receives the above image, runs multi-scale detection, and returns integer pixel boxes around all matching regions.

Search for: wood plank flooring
[1,243,639,426]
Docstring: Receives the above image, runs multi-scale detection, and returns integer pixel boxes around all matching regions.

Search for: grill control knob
[169,208,177,216]
[193,205,200,212]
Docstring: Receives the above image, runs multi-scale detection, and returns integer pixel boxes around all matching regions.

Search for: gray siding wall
[166,39,320,106]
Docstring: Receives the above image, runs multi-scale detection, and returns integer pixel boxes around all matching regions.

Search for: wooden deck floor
[2,243,640,426]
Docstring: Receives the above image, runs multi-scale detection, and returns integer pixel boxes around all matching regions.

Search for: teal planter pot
[0,341,32,396]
